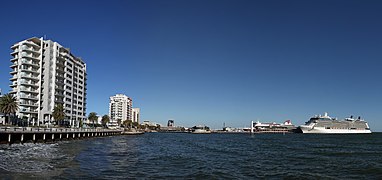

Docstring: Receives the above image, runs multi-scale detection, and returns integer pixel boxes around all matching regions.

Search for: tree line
[0,93,135,129]
[0,93,111,127]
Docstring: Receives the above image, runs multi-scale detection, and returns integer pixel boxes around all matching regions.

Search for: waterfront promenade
[0,127,122,144]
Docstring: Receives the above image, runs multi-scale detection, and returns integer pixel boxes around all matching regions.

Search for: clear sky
[1,0,381,130]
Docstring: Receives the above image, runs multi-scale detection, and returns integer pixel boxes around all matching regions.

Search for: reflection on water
[1,133,382,179]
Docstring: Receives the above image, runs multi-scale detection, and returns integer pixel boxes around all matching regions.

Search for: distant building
[9,37,87,127]
[132,108,140,123]
[167,120,174,127]
[109,94,132,125]
[142,120,160,127]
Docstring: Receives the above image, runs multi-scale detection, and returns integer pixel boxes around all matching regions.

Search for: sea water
[1,133,382,179]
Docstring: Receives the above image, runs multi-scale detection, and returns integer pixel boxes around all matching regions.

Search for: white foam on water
[0,143,61,173]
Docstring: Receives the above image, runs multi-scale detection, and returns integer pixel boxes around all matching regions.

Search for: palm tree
[0,94,19,125]
[117,119,122,128]
[88,112,98,128]
[101,115,110,128]
[52,104,65,127]
[122,120,132,128]
[79,119,83,128]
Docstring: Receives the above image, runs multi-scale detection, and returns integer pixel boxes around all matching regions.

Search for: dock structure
[0,127,122,145]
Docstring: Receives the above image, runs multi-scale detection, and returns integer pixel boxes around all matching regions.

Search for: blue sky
[1,0,382,130]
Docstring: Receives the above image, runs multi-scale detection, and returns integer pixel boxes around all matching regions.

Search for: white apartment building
[9,37,87,127]
[132,108,140,123]
[109,94,132,124]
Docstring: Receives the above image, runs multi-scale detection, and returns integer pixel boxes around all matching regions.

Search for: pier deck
[0,127,122,145]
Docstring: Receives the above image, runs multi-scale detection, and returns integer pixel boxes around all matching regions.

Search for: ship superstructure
[250,120,296,133]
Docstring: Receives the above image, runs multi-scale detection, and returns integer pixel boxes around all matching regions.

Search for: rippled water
[1,133,382,179]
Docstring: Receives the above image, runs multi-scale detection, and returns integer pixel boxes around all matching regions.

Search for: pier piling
[0,128,122,145]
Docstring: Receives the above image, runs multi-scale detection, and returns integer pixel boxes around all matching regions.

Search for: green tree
[88,112,98,128]
[0,94,19,125]
[101,115,110,128]
[52,104,65,127]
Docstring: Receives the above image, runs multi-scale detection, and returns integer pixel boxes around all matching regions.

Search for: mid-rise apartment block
[132,108,140,123]
[109,94,132,124]
[9,37,87,127]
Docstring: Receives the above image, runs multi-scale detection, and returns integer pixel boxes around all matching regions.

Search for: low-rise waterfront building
[142,120,160,127]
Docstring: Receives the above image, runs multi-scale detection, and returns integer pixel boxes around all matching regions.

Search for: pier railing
[0,127,121,133]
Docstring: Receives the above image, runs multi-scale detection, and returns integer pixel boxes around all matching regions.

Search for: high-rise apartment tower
[9,37,87,127]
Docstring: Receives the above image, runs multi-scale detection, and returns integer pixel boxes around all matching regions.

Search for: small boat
[121,128,144,135]
[191,125,211,134]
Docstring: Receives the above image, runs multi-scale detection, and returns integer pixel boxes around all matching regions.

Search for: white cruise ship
[299,113,371,134]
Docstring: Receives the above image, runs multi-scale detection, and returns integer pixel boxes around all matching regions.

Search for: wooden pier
[0,127,122,145]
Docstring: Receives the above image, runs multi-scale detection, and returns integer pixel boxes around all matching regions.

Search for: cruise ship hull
[300,126,371,134]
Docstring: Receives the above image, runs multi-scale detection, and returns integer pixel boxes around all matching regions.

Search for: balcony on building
[55,91,65,97]
[56,58,65,67]
[20,100,39,107]
[10,62,18,68]
[20,66,40,74]
[10,68,18,75]
[55,98,65,104]
[20,80,39,87]
[23,39,41,48]
[21,58,40,67]
[22,45,40,53]
[20,86,39,94]
[56,72,65,78]
[59,47,69,56]
[55,79,65,85]
[20,95,38,100]
[19,107,38,114]
[10,50,18,55]
[20,73,39,80]
[10,75,18,81]
[21,51,40,61]
[10,82,17,87]
[55,85,64,90]
[11,56,18,62]
[56,67,65,73]
[11,43,19,49]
